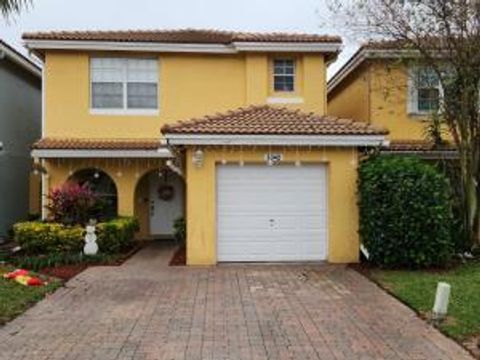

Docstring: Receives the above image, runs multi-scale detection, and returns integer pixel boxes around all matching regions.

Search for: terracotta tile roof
[32,138,163,150]
[384,140,457,152]
[161,105,387,136]
[361,39,413,51]
[22,29,341,44]
[362,37,451,51]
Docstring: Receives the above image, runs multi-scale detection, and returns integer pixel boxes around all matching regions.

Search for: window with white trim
[273,59,295,92]
[91,58,158,111]
[408,67,442,114]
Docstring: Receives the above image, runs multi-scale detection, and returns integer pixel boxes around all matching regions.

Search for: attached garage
[217,164,327,262]
[162,105,388,265]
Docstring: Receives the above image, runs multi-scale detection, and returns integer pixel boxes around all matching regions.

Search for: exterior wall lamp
[192,149,204,168]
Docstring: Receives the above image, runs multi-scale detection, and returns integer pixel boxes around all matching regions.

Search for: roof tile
[32,138,162,150]
[161,105,387,136]
[22,29,341,44]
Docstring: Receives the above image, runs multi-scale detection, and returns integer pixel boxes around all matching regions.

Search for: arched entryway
[134,167,185,239]
[68,168,118,220]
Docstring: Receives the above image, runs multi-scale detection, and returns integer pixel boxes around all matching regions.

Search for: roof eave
[0,41,41,78]
[23,39,343,56]
[31,148,173,158]
[380,148,459,159]
[164,133,388,147]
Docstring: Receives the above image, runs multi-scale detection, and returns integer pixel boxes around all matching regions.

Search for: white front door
[149,172,184,237]
[217,164,328,262]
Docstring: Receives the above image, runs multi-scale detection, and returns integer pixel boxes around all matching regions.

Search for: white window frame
[407,66,443,116]
[90,57,160,116]
[273,58,296,93]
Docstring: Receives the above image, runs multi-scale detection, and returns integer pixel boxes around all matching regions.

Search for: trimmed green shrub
[13,222,84,255]
[358,156,454,268]
[13,217,139,256]
[96,217,139,254]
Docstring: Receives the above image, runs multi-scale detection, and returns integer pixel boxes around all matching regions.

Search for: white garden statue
[84,223,98,255]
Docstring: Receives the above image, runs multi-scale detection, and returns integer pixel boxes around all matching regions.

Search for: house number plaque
[265,153,283,166]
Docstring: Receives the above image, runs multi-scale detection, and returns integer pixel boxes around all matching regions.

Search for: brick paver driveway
[0,243,472,360]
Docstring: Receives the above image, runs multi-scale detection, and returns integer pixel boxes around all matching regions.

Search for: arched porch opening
[68,168,118,220]
[134,167,185,239]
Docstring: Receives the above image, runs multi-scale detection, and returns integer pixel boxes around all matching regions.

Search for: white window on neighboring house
[407,66,442,115]
[91,58,159,114]
[273,59,295,92]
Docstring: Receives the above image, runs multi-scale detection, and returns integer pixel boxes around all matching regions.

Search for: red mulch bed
[39,245,143,281]
[40,264,87,280]
[169,245,186,266]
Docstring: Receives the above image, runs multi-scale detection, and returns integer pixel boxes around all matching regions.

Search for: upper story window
[408,67,442,115]
[91,58,158,113]
[273,59,295,92]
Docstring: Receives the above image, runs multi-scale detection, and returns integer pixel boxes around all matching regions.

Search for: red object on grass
[3,269,29,279]
[26,277,43,286]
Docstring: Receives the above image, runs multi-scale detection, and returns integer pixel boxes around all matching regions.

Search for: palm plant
[0,0,30,18]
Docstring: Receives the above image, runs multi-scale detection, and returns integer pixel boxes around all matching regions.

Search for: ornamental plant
[46,182,102,225]
[358,156,454,268]
[13,217,139,255]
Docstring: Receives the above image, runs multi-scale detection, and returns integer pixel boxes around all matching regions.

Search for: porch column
[115,175,137,217]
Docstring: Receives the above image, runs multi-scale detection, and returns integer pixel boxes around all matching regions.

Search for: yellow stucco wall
[369,61,427,140]
[328,60,429,140]
[185,146,360,265]
[327,63,370,122]
[44,51,328,139]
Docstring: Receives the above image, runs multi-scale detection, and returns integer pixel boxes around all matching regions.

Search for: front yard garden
[0,181,141,325]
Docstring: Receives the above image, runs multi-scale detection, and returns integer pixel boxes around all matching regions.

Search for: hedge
[358,156,454,268]
[13,217,139,255]
[96,217,139,254]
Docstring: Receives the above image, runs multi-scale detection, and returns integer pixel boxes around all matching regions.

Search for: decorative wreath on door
[157,184,175,201]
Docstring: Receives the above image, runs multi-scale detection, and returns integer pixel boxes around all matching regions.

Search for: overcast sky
[0,0,359,76]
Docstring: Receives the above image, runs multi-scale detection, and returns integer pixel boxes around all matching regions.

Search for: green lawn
[370,261,480,341]
[0,266,62,325]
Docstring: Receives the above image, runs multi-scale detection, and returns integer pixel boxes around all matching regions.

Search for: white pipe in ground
[432,282,451,321]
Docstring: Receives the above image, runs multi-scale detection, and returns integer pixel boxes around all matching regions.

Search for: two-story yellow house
[23,29,387,265]
[327,40,457,158]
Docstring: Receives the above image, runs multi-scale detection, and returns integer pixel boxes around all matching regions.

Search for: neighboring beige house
[327,40,457,159]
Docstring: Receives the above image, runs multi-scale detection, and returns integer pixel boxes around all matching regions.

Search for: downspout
[367,61,372,124]
[41,159,48,220]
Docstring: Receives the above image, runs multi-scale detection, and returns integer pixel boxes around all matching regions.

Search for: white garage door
[217,164,327,262]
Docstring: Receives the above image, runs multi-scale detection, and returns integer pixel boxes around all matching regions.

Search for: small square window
[273,59,295,92]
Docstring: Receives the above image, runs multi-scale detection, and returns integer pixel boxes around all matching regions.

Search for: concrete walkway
[0,243,472,360]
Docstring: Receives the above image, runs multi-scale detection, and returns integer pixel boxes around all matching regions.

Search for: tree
[328,0,480,248]
[0,0,30,18]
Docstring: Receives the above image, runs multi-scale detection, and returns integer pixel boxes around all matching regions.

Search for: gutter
[164,134,388,147]
[0,42,42,78]
[23,39,343,56]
